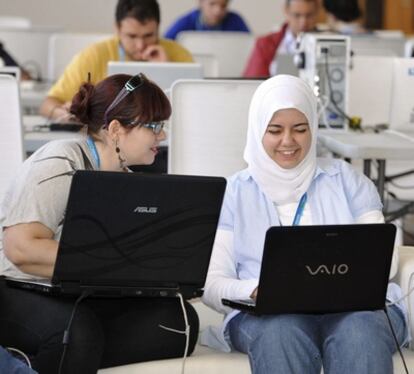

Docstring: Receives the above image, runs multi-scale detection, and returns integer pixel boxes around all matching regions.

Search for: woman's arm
[202,229,258,314]
[3,222,58,278]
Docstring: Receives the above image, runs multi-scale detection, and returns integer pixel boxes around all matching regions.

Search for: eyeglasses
[126,120,165,135]
[103,73,145,128]
[142,121,165,134]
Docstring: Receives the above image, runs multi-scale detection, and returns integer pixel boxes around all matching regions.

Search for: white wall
[0,0,285,36]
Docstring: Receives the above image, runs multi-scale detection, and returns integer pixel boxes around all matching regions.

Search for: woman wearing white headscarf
[201,75,408,373]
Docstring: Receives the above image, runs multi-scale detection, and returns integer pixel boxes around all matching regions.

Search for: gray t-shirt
[0,138,96,279]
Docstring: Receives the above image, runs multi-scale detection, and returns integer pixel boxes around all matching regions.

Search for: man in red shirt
[244,0,318,78]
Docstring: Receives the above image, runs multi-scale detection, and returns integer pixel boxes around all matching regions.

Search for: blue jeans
[0,346,37,374]
[228,306,407,374]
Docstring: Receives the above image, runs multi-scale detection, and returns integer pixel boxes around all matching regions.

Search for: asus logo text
[306,264,349,275]
[133,206,158,214]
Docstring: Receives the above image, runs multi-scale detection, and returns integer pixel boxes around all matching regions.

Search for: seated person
[201,74,408,374]
[40,0,193,121]
[323,0,366,35]
[244,0,318,78]
[164,0,250,40]
[0,73,199,374]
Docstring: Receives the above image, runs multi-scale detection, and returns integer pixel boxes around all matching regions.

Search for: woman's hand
[3,222,59,278]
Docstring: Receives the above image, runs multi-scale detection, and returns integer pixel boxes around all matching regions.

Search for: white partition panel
[169,79,262,177]
[0,74,24,200]
[48,32,111,81]
[176,31,254,77]
[0,28,59,81]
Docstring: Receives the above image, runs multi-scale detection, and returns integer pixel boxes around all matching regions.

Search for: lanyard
[118,43,125,62]
[86,136,100,169]
[292,193,307,226]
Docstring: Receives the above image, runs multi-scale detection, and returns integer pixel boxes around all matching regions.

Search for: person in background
[0,73,199,374]
[164,0,250,40]
[201,74,408,374]
[323,0,366,35]
[243,0,318,78]
[39,0,193,121]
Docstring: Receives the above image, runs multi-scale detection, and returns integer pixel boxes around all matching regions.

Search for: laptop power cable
[158,292,190,374]
[58,290,92,374]
[383,307,410,374]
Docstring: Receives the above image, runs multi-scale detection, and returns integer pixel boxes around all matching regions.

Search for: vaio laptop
[222,224,396,314]
[6,171,226,299]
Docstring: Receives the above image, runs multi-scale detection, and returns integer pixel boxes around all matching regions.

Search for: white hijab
[244,75,318,205]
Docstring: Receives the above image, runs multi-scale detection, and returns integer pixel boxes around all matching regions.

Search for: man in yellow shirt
[40,0,193,120]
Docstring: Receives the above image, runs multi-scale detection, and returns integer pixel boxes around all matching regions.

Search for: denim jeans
[228,306,407,374]
[0,346,37,374]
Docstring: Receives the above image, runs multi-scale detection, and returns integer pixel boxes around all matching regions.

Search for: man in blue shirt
[164,0,250,40]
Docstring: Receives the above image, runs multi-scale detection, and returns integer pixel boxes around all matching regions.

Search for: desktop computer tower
[297,34,350,130]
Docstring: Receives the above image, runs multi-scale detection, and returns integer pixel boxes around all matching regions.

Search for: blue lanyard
[292,193,307,226]
[118,43,125,62]
[86,136,100,169]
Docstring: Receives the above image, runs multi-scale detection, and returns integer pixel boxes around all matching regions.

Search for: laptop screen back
[53,171,226,294]
[256,224,395,314]
[107,61,203,91]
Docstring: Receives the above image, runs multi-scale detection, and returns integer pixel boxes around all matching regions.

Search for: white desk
[318,130,414,203]
[23,115,84,154]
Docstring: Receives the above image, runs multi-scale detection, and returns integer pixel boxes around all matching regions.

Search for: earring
[115,139,128,172]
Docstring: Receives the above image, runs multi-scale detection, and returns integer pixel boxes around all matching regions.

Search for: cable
[5,347,32,368]
[58,290,92,374]
[158,293,190,374]
[389,180,414,190]
[383,307,410,374]
[322,49,353,126]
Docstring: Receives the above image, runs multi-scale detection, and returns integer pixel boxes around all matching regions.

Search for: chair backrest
[389,57,414,130]
[0,74,24,201]
[176,31,254,77]
[192,52,219,78]
[0,28,60,81]
[348,55,394,126]
[168,79,262,177]
[48,32,111,81]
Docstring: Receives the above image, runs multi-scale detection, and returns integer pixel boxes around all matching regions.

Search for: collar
[240,158,341,182]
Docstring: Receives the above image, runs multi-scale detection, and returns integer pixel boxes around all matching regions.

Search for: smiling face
[262,108,312,169]
[117,17,159,61]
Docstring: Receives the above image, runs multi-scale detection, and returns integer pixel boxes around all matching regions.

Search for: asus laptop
[6,171,226,299]
[222,224,396,314]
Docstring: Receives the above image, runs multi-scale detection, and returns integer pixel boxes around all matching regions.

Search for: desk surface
[318,130,414,160]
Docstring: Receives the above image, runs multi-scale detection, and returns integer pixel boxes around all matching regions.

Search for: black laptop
[222,224,396,314]
[6,170,226,299]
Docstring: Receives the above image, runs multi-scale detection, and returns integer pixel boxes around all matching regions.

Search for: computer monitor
[389,58,414,130]
[107,61,203,91]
